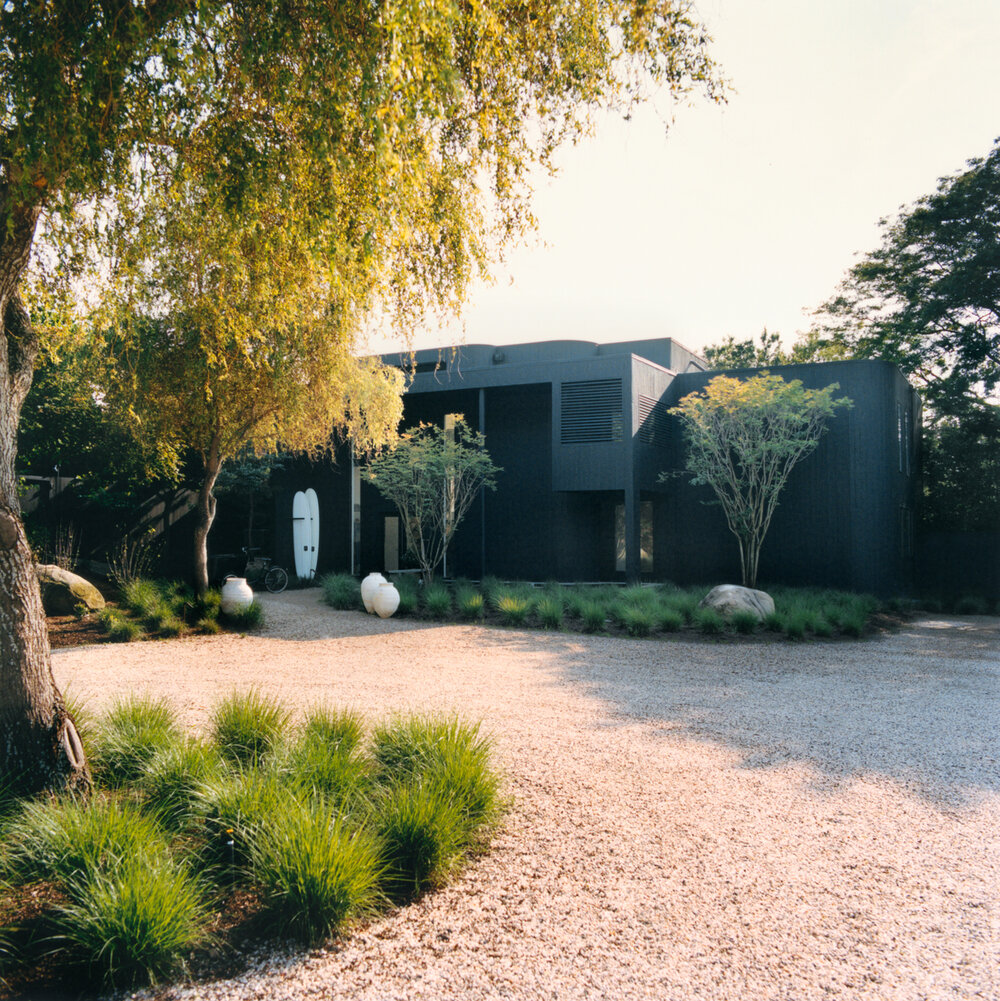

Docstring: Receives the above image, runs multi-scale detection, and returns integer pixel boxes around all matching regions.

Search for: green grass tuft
[423,583,452,619]
[221,600,264,631]
[320,573,362,611]
[693,607,725,635]
[535,595,563,630]
[210,689,290,767]
[730,610,759,634]
[249,802,381,943]
[3,795,170,885]
[54,855,210,988]
[137,740,225,830]
[92,695,180,786]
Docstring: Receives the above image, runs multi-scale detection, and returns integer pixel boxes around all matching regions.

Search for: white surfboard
[292,491,310,579]
[305,488,320,578]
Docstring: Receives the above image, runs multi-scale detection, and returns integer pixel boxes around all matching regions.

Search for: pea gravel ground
[53,590,999,1001]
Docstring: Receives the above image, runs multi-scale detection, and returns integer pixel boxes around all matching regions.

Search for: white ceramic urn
[361,572,386,613]
[220,577,254,615]
[373,581,400,618]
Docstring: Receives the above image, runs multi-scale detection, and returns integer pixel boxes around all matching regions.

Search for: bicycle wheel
[264,566,289,593]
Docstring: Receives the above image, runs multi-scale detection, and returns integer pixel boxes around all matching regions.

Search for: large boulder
[35,564,106,616]
[699,584,774,622]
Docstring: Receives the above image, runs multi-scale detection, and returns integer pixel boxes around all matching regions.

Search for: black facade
[273,338,920,596]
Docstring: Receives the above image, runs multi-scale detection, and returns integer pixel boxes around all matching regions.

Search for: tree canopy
[1,0,724,792]
[364,416,499,584]
[814,139,1000,421]
[668,374,851,588]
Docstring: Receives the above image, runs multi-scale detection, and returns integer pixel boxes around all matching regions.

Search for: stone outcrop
[35,564,106,615]
[698,584,774,621]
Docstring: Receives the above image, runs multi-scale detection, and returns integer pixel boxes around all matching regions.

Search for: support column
[624,478,640,583]
[479,388,487,580]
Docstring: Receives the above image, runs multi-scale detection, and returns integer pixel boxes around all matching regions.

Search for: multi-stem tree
[364,417,499,584]
[668,374,851,589]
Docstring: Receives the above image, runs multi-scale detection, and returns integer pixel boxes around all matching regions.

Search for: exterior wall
[268,340,919,596]
[660,360,919,595]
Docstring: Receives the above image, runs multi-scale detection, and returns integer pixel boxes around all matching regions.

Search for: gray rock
[36,564,106,615]
[699,584,774,621]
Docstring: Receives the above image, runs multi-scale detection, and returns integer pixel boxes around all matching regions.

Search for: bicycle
[226,547,289,593]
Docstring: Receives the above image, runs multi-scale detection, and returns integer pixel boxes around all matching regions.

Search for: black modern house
[272,338,920,596]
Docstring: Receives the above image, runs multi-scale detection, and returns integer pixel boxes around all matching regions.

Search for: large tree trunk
[0,289,89,794]
[193,437,223,595]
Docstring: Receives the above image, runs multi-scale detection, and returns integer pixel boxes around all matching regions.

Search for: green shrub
[195,616,222,634]
[812,616,834,638]
[221,599,264,631]
[730,610,758,635]
[54,855,210,988]
[249,803,381,943]
[663,591,701,623]
[693,607,725,635]
[496,594,530,626]
[423,583,452,619]
[210,689,290,767]
[478,576,502,606]
[92,695,180,786]
[321,573,362,611]
[535,595,563,630]
[657,608,684,632]
[3,795,169,885]
[374,781,463,899]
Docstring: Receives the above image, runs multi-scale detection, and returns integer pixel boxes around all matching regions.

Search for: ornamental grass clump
[2,795,170,886]
[321,573,362,611]
[91,695,180,787]
[580,601,606,633]
[423,582,452,619]
[619,605,654,637]
[730,610,758,634]
[456,588,485,620]
[496,593,530,626]
[220,599,264,631]
[693,606,725,635]
[657,608,684,632]
[137,740,225,831]
[390,575,419,615]
[249,803,381,944]
[210,689,290,768]
[54,855,210,989]
[280,733,371,810]
[373,781,464,900]
[535,595,563,630]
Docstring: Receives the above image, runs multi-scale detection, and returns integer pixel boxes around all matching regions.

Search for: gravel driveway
[53,591,999,1001]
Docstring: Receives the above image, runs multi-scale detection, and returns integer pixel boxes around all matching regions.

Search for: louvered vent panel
[637,395,671,448]
[560,379,624,444]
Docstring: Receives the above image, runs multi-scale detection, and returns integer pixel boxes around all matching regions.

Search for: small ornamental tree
[364,416,499,584]
[668,374,851,589]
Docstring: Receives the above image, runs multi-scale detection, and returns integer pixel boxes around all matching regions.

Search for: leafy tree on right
[812,140,1000,531]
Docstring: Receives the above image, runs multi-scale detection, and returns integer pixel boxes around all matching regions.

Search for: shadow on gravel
[514,617,1000,810]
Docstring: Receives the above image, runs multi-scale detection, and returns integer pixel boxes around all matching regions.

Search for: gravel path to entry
[53,591,999,1001]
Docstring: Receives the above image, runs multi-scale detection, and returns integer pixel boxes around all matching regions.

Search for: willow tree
[3,3,722,792]
[669,374,851,588]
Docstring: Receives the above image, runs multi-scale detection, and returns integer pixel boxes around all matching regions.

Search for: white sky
[366,0,1000,360]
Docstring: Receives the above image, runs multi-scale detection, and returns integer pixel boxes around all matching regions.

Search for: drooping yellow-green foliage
[668,374,851,589]
[2,0,725,784]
